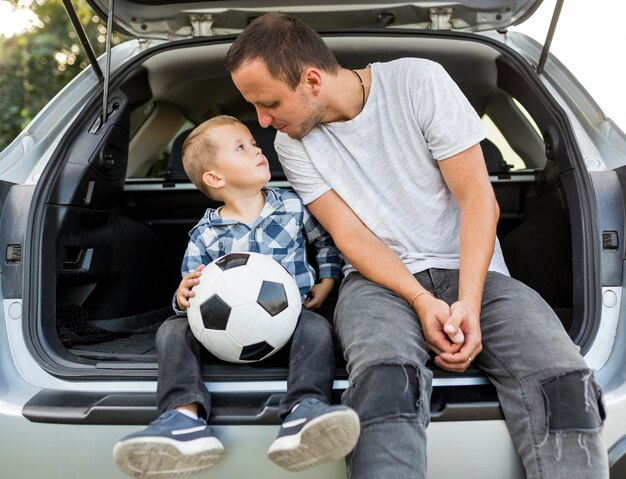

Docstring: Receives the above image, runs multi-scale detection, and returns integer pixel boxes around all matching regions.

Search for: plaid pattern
[174,188,341,313]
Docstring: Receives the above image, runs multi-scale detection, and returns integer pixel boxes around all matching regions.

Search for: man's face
[231,58,325,140]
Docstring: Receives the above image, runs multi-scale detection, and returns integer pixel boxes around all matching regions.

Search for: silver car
[2,0,626,477]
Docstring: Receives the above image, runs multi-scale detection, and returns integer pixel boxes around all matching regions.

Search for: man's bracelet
[409,291,434,309]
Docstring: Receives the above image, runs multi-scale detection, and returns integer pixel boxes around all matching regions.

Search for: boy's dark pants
[156,309,335,420]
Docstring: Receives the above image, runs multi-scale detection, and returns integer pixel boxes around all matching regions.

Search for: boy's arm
[175,265,206,312]
[302,205,342,282]
[172,231,214,314]
[304,277,335,309]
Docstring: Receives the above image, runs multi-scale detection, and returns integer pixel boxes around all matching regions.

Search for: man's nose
[256,107,273,128]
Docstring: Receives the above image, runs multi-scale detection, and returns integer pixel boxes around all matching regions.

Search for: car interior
[34,32,589,381]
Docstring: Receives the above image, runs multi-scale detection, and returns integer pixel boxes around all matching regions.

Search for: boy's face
[210,122,271,190]
[231,58,324,140]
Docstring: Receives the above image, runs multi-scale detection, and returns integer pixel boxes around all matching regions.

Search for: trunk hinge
[536,0,564,75]
[62,0,116,133]
[61,0,103,82]
[101,0,115,127]
[190,14,215,37]
[428,7,453,31]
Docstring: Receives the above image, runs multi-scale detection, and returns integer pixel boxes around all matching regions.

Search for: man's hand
[304,278,335,309]
[413,296,482,372]
[413,293,461,357]
[176,264,206,311]
[435,300,482,372]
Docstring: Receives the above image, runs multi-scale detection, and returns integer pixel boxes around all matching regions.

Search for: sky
[1,0,624,131]
[513,0,626,132]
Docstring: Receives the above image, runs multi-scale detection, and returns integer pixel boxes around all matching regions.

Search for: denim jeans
[155,309,335,420]
[334,269,609,479]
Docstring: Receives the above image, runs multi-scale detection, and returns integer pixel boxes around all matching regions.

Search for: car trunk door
[82,0,546,40]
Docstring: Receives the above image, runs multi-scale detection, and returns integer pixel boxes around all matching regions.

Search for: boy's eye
[236,144,244,151]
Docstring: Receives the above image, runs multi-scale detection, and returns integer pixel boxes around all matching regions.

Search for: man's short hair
[182,115,242,198]
[225,13,340,90]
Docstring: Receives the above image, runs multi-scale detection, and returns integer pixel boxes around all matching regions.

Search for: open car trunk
[31,30,593,386]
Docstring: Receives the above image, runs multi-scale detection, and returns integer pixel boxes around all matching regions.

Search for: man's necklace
[351,69,365,113]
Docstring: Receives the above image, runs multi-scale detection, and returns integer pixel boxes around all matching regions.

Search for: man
[225,13,608,479]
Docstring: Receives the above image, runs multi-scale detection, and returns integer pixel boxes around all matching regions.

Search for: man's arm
[307,190,462,359]
[435,142,499,369]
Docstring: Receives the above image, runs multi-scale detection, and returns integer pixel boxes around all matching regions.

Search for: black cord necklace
[351,69,365,113]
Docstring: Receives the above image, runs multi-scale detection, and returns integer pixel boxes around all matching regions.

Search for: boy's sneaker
[267,398,360,471]
[113,410,224,478]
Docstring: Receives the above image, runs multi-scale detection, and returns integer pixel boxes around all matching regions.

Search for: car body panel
[0,415,524,478]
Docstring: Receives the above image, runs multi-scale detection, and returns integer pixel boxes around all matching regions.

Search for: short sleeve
[413,61,488,161]
[274,132,331,205]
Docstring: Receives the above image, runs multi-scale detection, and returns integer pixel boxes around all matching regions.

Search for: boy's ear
[202,170,225,189]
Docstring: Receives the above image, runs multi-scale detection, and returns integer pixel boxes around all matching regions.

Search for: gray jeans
[334,269,608,479]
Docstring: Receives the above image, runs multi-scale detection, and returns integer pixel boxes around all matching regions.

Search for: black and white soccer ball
[187,252,302,363]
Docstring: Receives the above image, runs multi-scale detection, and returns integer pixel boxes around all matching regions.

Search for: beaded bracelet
[409,291,434,309]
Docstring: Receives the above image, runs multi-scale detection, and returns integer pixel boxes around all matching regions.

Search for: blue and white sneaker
[267,398,360,471]
[113,410,224,478]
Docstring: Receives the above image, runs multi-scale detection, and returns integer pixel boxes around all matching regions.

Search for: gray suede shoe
[113,410,224,478]
[267,398,360,472]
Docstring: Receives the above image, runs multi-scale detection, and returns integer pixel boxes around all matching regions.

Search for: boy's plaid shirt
[174,188,342,313]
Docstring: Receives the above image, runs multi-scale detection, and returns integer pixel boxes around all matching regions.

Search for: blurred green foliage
[0,0,126,150]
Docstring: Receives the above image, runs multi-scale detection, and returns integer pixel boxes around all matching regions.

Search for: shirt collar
[202,187,282,227]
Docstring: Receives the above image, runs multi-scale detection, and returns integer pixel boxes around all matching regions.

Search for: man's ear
[302,67,322,94]
[202,170,225,189]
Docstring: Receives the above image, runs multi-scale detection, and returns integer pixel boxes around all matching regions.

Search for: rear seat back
[164,123,506,185]
[162,128,194,183]
[244,124,507,178]
[481,138,510,175]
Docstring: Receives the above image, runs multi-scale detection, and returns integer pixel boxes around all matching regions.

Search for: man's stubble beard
[288,94,327,140]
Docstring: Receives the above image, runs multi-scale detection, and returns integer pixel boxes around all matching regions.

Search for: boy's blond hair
[182,115,243,197]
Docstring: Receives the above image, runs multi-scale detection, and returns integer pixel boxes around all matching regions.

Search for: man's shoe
[113,410,224,478]
[267,398,360,471]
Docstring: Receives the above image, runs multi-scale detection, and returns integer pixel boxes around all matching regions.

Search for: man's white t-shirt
[275,58,509,277]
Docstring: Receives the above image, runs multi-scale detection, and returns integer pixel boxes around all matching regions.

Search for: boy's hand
[176,264,206,311]
[304,278,335,310]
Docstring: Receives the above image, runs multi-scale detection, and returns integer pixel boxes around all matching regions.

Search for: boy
[113,115,360,477]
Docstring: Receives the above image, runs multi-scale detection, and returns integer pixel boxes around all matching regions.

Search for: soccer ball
[187,252,302,363]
